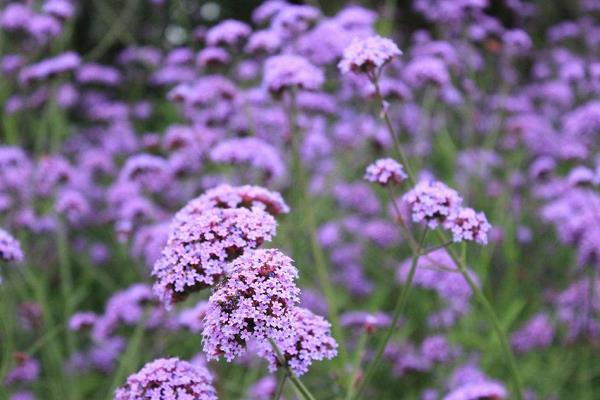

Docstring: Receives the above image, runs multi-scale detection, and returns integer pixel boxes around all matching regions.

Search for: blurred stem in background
[285,89,349,378]
[353,73,524,400]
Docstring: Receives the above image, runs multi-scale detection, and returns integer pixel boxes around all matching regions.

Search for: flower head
[444,207,491,245]
[114,357,217,400]
[0,228,24,263]
[263,55,324,94]
[202,249,300,362]
[338,36,402,76]
[265,307,338,376]
[403,181,463,228]
[153,207,277,307]
[364,158,408,186]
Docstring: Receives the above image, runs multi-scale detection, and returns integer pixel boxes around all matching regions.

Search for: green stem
[269,339,318,400]
[286,90,348,372]
[371,76,415,185]
[352,229,428,400]
[273,373,287,400]
[344,331,369,400]
[443,240,524,400]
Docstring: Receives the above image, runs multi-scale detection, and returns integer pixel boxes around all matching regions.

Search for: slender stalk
[442,241,524,400]
[386,187,419,252]
[344,331,369,400]
[273,373,287,400]
[285,90,348,371]
[371,76,415,184]
[269,339,318,400]
[352,229,428,400]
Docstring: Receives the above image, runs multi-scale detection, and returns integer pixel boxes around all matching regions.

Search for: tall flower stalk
[285,89,348,372]
[340,36,524,400]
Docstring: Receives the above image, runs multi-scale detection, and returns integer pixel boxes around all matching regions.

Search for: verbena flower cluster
[402,181,491,244]
[114,357,217,400]
[2,0,600,398]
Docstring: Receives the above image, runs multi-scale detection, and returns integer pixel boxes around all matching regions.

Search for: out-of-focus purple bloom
[334,182,380,215]
[115,357,217,400]
[19,52,81,85]
[421,335,458,364]
[43,0,75,20]
[340,311,391,333]
[76,63,121,86]
[271,4,320,37]
[206,19,251,47]
[263,55,323,94]
[210,137,285,182]
[444,362,508,400]
[365,158,408,186]
[247,375,277,400]
[245,30,281,54]
[0,228,24,263]
[177,300,209,333]
[404,56,450,87]
[511,313,554,353]
[338,36,401,76]
[197,47,230,68]
[69,312,97,331]
[92,284,162,341]
[5,354,39,384]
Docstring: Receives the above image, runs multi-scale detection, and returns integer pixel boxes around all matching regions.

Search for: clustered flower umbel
[402,180,491,245]
[115,357,217,400]
[152,184,288,308]
[338,35,402,78]
[364,158,408,186]
[152,184,336,376]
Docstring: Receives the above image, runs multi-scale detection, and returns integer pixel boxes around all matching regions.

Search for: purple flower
[153,207,276,307]
[338,36,402,75]
[206,19,251,47]
[19,52,81,85]
[271,4,320,37]
[444,362,508,400]
[5,354,39,384]
[197,47,230,68]
[247,375,277,399]
[210,137,285,182]
[444,207,491,245]
[176,184,289,218]
[92,284,162,341]
[263,55,324,95]
[0,4,32,31]
[245,30,282,54]
[76,63,121,86]
[202,249,300,362]
[43,0,75,20]
[403,56,450,87]
[177,300,209,333]
[340,311,391,332]
[68,312,98,331]
[119,154,171,193]
[365,158,408,186]
[264,307,338,376]
[0,228,23,263]
[511,313,554,353]
[403,181,463,229]
[444,381,507,400]
[115,357,217,400]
